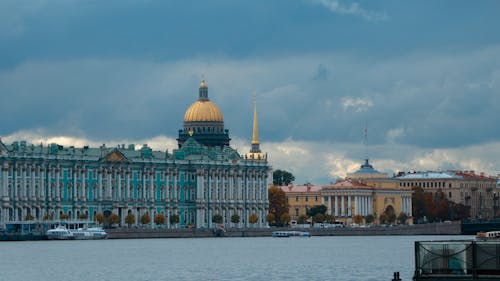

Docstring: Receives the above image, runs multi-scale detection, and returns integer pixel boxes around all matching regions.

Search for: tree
[280,213,291,226]
[95,213,104,225]
[383,205,397,224]
[125,213,136,227]
[273,170,295,186]
[212,214,223,224]
[109,213,120,226]
[365,214,375,224]
[60,213,69,220]
[154,213,166,226]
[268,186,290,226]
[43,214,53,221]
[297,214,308,224]
[379,213,388,224]
[249,213,259,225]
[307,205,327,218]
[313,213,325,224]
[231,213,240,224]
[353,214,364,225]
[266,213,275,225]
[141,213,151,225]
[24,214,35,221]
[169,214,180,226]
[324,214,335,224]
[78,213,88,220]
[397,212,409,225]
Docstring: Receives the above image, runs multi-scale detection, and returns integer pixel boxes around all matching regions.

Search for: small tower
[247,96,266,161]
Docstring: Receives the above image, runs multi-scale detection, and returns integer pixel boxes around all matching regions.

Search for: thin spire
[251,93,261,152]
[363,121,369,161]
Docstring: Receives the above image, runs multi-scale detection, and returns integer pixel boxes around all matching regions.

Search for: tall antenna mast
[363,121,369,161]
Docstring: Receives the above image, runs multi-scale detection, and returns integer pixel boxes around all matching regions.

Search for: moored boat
[70,227,108,240]
[46,225,75,240]
[476,230,500,240]
[272,231,311,238]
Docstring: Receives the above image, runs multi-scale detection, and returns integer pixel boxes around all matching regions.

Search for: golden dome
[200,80,208,88]
[184,100,224,122]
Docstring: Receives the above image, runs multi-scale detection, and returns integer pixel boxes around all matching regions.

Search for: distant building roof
[322,180,370,190]
[353,159,382,175]
[396,171,496,181]
[396,171,460,180]
[279,185,322,193]
[347,159,388,180]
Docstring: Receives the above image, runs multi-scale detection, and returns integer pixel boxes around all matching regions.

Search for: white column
[347,196,352,216]
[329,196,333,215]
[165,171,170,203]
[1,164,7,199]
[107,169,113,200]
[40,166,45,200]
[354,196,358,215]
[150,170,154,202]
[341,196,345,217]
[360,196,364,216]
[368,197,372,215]
[55,167,60,201]
[72,167,77,201]
[98,168,103,200]
[365,196,369,215]
[173,170,178,203]
[82,168,87,201]
[30,165,35,200]
[117,170,122,201]
[409,197,413,217]
[334,196,338,217]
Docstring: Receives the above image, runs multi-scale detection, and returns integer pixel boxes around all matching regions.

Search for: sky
[1,0,499,185]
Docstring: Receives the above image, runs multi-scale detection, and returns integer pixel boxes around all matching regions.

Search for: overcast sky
[1,0,499,184]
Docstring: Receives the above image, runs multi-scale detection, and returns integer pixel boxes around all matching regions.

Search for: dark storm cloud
[1,1,500,183]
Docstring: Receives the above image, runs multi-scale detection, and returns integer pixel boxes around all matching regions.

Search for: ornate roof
[353,159,382,175]
[183,80,224,122]
[184,100,223,122]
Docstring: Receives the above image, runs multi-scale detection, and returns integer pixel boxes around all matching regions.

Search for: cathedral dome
[183,100,224,122]
[177,80,230,148]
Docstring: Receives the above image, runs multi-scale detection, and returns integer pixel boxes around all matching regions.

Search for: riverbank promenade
[106,221,461,239]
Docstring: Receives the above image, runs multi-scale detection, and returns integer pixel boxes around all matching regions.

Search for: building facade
[0,81,270,228]
[396,171,499,220]
[279,185,322,219]
[280,159,413,225]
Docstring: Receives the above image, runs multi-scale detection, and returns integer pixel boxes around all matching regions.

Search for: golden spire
[251,97,259,145]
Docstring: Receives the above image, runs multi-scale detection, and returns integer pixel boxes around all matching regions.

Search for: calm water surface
[0,235,472,281]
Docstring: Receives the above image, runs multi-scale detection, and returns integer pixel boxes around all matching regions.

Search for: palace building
[0,81,270,228]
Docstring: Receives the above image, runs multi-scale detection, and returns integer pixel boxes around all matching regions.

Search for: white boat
[70,227,108,240]
[272,231,311,238]
[46,225,75,240]
[476,230,500,240]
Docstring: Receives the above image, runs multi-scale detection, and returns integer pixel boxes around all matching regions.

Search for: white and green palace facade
[0,81,270,228]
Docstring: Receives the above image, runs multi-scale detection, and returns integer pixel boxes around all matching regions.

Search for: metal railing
[414,240,500,280]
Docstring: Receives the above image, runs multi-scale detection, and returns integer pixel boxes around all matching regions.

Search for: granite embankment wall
[106,221,461,239]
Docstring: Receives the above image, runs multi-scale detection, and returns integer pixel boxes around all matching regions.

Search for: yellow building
[279,185,322,219]
[322,159,413,225]
[279,160,413,225]
[321,179,412,225]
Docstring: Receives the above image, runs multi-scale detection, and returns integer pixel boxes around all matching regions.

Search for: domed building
[0,81,270,229]
[177,81,230,148]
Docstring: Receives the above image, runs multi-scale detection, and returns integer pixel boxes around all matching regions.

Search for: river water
[0,235,472,281]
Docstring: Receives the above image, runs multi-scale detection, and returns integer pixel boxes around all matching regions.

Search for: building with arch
[0,81,270,228]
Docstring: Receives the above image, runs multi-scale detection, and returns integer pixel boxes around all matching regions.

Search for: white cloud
[341,96,374,112]
[386,127,405,143]
[2,130,500,184]
[311,0,388,21]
